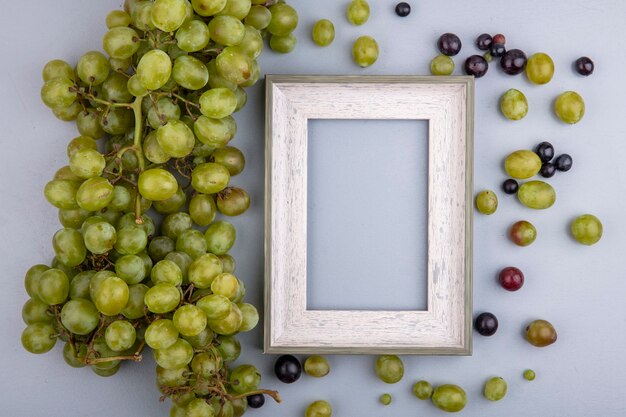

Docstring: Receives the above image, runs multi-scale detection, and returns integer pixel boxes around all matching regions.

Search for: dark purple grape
[247,394,265,409]
[534,141,555,163]
[502,179,519,195]
[476,33,492,51]
[464,55,488,78]
[489,43,506,58]
[575,56,594,76]
[474,312,498,336]
[540,163,556,178]
[500,49,527,75]
[274,355,302,383]
[395,2,411,17]
[492,33,506,45]
[555,154,573,172]
[437,33,462,56]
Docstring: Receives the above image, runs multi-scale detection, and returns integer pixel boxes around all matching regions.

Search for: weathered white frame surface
[265,75,474,355]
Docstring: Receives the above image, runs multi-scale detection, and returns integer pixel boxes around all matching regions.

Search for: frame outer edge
[263,75,275,353]
[465,77,475,355]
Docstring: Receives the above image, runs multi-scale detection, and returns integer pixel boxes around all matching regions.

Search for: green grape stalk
[21,0,299,415]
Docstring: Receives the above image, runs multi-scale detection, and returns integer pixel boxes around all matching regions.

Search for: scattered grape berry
[274,354,302,383]
[395,2,411,17]
[492,33,506,44]
[498,266,525,291]
[575,56,594,76]
[483,52,493,62]
[540,163,556,178]
[534,141,555,163]
[555,154,573,171]
[501,49,527,75]
[437,33,462,56]
[475,312,498,336]
[489,43,506,58]
[476,33,492,51]
[465,55,488,78]
[247,394,265,409]
[502,179,519,195]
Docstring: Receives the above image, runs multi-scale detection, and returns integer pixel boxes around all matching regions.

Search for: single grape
[21,323,57,354]
[63,342,88,368]
[526,319,557,347]
[498,267,524,291]
[437,33,461,56]
[52,228,86,267]
[151,0,187,32]
[172,55,209,90]
[430,55,454,76]
[205,221,236,255]
[555,91,585,124]
[84,221,117,254]
[534,141,555,163]
[346,0,369,26]
[216,335,241,362]
[211,146,245,176]
[177,229,208,259]
[144,283,181,314]
[475,190,498,215]
[137,49,172,90]
[247,394,265,409]
[476,33,492,50]
[489,43,506,58]
[274,355,302,383]
[352,36,379,68]
[105,320,137,351]
[200,88,238,119]
[173,304,208,337]
[42,59,75,82]
[540,162,556,178]
[268,3,298,35]
[176,19,210,52]
[145,319,179,350]
[77,51,110,85]
[69,271,94,300]
[100,107,135,135]
[154,338,194,370]
[524,369,536,381]
[500,89,528,120]
[474,312,498,336]
[500,49,527,75]
[555,154,573,172]
[24,264,49,299]
[504,150,542,179]
[194,115,237,148]
[103,27,140,60]
[41,77,77,109]
[431,385,467,412]
[230,364,261,393]
[312,19,335,47]
[93,276,129,316]
[122,283,149,319]
[502,179,519,195]
[197,294,232,320]
[395,2,411,17]
[379,393,392,405]
[37,269,69,305]
[245,5,271,30]
[571,214,603,245]
[464,55,488,78]
[517,180,556,209]
[188,253,223,289]
[413,380,433,400]
[375,355,404,384]
[269,33,297,53]
[217,187,250,216]
[304,355,330,377]
[77,108,106,138]
[102,72,133,103]
[526,52,554,84]
[217,0,252,20]
[305,400,332,417]
[106,10,131,28]
[207,302,242,335]
[191,0,227,16]
[22,298,53,325]
[192,163,231,194]
[115,225,148,255]
[484,377,507,401]
[575,56,594,76]
[157,120,195,158]
[510,220,537,247]
[138,168,178,201]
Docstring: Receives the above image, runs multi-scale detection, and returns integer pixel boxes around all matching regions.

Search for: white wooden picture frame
[264,75,474,355]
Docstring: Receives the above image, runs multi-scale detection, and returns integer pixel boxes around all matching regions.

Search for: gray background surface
[1,1,626,416]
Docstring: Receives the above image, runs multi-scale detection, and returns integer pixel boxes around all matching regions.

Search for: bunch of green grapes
[22,0,298,415]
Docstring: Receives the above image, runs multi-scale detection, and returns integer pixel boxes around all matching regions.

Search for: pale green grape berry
[237,303,258,332]
[147,97,181,129]
[151,259,183,286]
[153,186,186,215]
[60,299,99,335]
[127,74,148,97]
[312,19,335,47]
[523,369,536,381]
[53,228,86,267]
[555,91,585,124]
[145,319,179,349]
[229,364,261,394]
[267,3,298,36]
[176,229,208,259]
[115,225,148,255]
[173,304,208,337]
[430,54,455,75]
[105,320,137,351]
[172,55,209,90]
[208,15,245,46]
[103,27,140,60]
[53,101,82,121]
[186,398,214,417]
[175,20,211,52]
[475,190,498,215]
[347,0,369,25]
[76,177,114,212]
[217,0,252,20]
[216,187,250,216]
[352,36,379,68]
[413,380,433,400]
[138,168,178,201]
[93,276,129,316]
[245,5,271,30]
[210,273,239,300]
[108,185,133,212]
[22,298,53,325]
[191,163,231,194]
[207,302,242,335]
[131,1,156,31]
[157,120,195,158]
[500,89,528,120]
[99,107,134,135]
[144,131,170,164]
[21,323,57,354]
[84,221,117,254]
[484,377,507,401]
[67,135,98,158]
[151,0,187,32]
[375,355,404,384]
[237,26,264,59]
[77,51,111,86]
[69,148,105,179]
[44,179,80,210]
[205,220,236,255]
[106,10,132,28]
[144,283,181,314]
[77,109,106,138]
[194,115,237,148]
[188,253,223,288]
[191,0,227,17]
[269,33,296,53]
[154,338,194,369]
[379,393,392,406]
[199,88,238,119]
[189,193,217,226]
[41,77,77,109]
[137,49,172,90]
[571,214,603,245]
[42,59,75,82]
[305,400,332,417]
[115,254,147,285]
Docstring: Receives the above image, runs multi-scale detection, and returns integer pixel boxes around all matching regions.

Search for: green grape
[375,355,404,384]
[144,131,171,164]
[192,163,231,194]
[518,181,556,210]
[122,283,149,319]
[194,115,237,147]
[157,119,195,158]
[430,54,455,75]
[145,319,179,349]
[22,298,52,325]
[215,335,240,361]
[207,59,238,91]
[165,251,193,284]
[138,251,154,277]
[216,47,253,85]
[233,87,247,112]
[352,36,379,68]
[197,294,232,321]
[304,355,330,378]
[67,136,97,158]
[52,228,86,267]
[44,179,80,209]
[24,264,50,299]
[484,377,507,401]
[269,33,296,53]
[157,364,189,389]
[245,5,271,29]
[205,221,236,255]
[152,259,183,286]
[105,320,137,351]
[76,177,113,211]
[21,323,57,354]
[312,19,335,47]
[137,49,172,90]
[144,283,181,314]
[53,166,82,181]
[305,400,332,417]
[138,168,178,201]
[432,384,467,412]
[91,361,121,377]
[230,364,261,394]
[41,77,77,109]
[93,276,130,316]
[267,3,298,36]
[526,52,554,85]
[118,212,156,237]
[77,51,110,86]
[510,220,537,247]
[504,150,542,179]
[37,269,69,305]
[188,253,223,288]
[176,20,211,52]
[77,108,106,138]
[211,146,245,176]
[69,270,94,300]
[100,107,135,135]
[106,10,132,28]
[217,187,250,216]
[500,89,528,120]
[84,221,117,254]
[69,149,105,179]
[172,55,209,90]
[571,214,603,245]
[51,257,79,279]
[102,72,133,103]
[53,101,82,121]
[218,254,236,273]
[379,393,392,406]
[210,273,239,300]
[89,270,116,301]
[162,213,193,240]
[63,342,88,368]
[110,57,132,72]
[186,398,215,417]
[200,88,238,119]
[176,229,208,259]
[190,352,217,377]
[103,27,140,60]
[217,0,252,20]
[413,380,433,400]
[108,185,133,212]
[191,0,227,16]
[127,74,148,97]
[147,97,181,129]
[555,91,585,124]
[115,225,148,255]
[42,59,75,82]
[475,190,498,215]
[523,369,536,381]
[173,304,208,336]
[231,279,246,304]
[148,236,176,262]
[60,298,100,335]
[208,15,245,46]
[208,302,242,335]
[131,1,156,31]
[151,0,187,32]
[347,0,369,25]
[154,338,194,369]
[237,303,258,332]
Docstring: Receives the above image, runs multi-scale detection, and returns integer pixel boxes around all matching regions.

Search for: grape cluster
[23,0,299,415]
